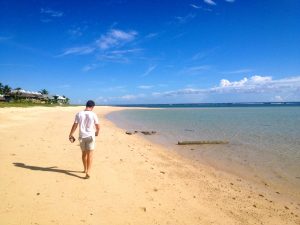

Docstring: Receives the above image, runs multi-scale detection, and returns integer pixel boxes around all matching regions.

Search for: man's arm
[95,124,100,136]
[69,123,78,137]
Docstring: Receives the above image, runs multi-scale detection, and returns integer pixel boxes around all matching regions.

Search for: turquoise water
[108,107,300,199]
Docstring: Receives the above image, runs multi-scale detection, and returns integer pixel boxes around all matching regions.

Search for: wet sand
[0,106,299,225]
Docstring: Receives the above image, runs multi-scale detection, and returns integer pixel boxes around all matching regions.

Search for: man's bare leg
[82,150,88,173]
[86,150,93,177]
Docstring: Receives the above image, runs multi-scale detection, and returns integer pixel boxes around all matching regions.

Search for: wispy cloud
[204,0,217,6]
[96,29,138,50]
[190,4,201,9]
[102,86,127,92]
[97,93,145,103]
[175,13,196,24]
[60,28,140,63]
[225,0,235,3]
[109,48,142,55]
[138,85,153,89]
[97,53,130,63]
[120,94,139,100]
[152,88,205,97]
[141,65,156,77]
[59,46,95,57]
[96,48,142,64]
[190,47,219,62]
[181,65,211,75]
[222,69,253,74]
[190,4,213,12]
[67,26,86,38]
[40,8,63,17]
[192,52,207,61]
[145,33,159,39]
[82,64,99,72]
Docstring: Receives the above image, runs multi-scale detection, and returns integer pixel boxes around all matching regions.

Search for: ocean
[107,104,300,200]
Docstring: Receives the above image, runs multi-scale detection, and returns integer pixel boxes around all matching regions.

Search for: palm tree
[0,83,3,94]
[13,87,23,100]
[39,89,49,95]
[3,85,11,95]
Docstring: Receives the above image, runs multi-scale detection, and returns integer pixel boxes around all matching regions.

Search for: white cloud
[204,0,217,6]
[40,8,63,17]
[109,48,142,54]
[214,75,300,93]
[190,4,212,12]
[175,13,196,24]
[274,96,283,101]
[141,65,156,77]
[82,64,98,72]
[59,46,95,56]
[145,33,158,39]
[59,28,139,60]
[153,75,300,97]
[250,75,272,83]
[217,75,273,91]
[222,69,252,74]
[97,75,300,103]
[138,85,153,89]
[102,86,127,92]
[97,93,146,103]
[96,97,108,103]
[120,95,137,100]
[190,4,201,9]
[181,65,211,75]
[188,65,210,72]
[96,29,138,50]
[68,27,84,37]
[153,88,205,97]
[220,77,248,87]
[96,48,142,63]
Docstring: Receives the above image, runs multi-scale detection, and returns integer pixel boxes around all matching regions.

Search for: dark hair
[86,100,95,107]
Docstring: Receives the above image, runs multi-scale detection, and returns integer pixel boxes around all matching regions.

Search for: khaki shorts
[79,136,95,151]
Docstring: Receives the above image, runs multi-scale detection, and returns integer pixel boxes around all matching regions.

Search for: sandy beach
[0,106,299,225]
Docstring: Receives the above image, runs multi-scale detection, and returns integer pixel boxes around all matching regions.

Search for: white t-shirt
[74,111,99,138]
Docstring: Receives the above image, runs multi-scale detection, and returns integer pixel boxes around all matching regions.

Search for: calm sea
[107,104,300,199]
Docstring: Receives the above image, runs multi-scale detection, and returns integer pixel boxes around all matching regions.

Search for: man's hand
[95,124,100,137]
[69,135,75,143]
[69,123,78,143]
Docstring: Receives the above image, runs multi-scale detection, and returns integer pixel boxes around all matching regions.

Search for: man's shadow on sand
[13,162,85,179]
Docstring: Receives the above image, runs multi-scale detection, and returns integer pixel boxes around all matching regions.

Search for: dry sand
[0,106,299,225]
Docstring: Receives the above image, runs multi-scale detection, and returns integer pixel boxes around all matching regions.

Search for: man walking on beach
[69,100,100,179]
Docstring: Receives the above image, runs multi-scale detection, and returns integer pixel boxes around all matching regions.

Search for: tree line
[0,82,69,104]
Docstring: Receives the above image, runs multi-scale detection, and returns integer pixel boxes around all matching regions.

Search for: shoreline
[106,107,300,203]
[0,106,299,224]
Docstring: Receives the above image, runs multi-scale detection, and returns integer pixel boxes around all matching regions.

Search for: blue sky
[0,0,299,104]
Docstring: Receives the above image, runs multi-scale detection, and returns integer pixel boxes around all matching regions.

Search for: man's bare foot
[85,174,90,179]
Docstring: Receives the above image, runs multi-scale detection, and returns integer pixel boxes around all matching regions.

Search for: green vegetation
[0,82,70,107]
[0,83,12,95]
[0,102,58,108]
[39,89,49,95]
[0,101,77,108]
